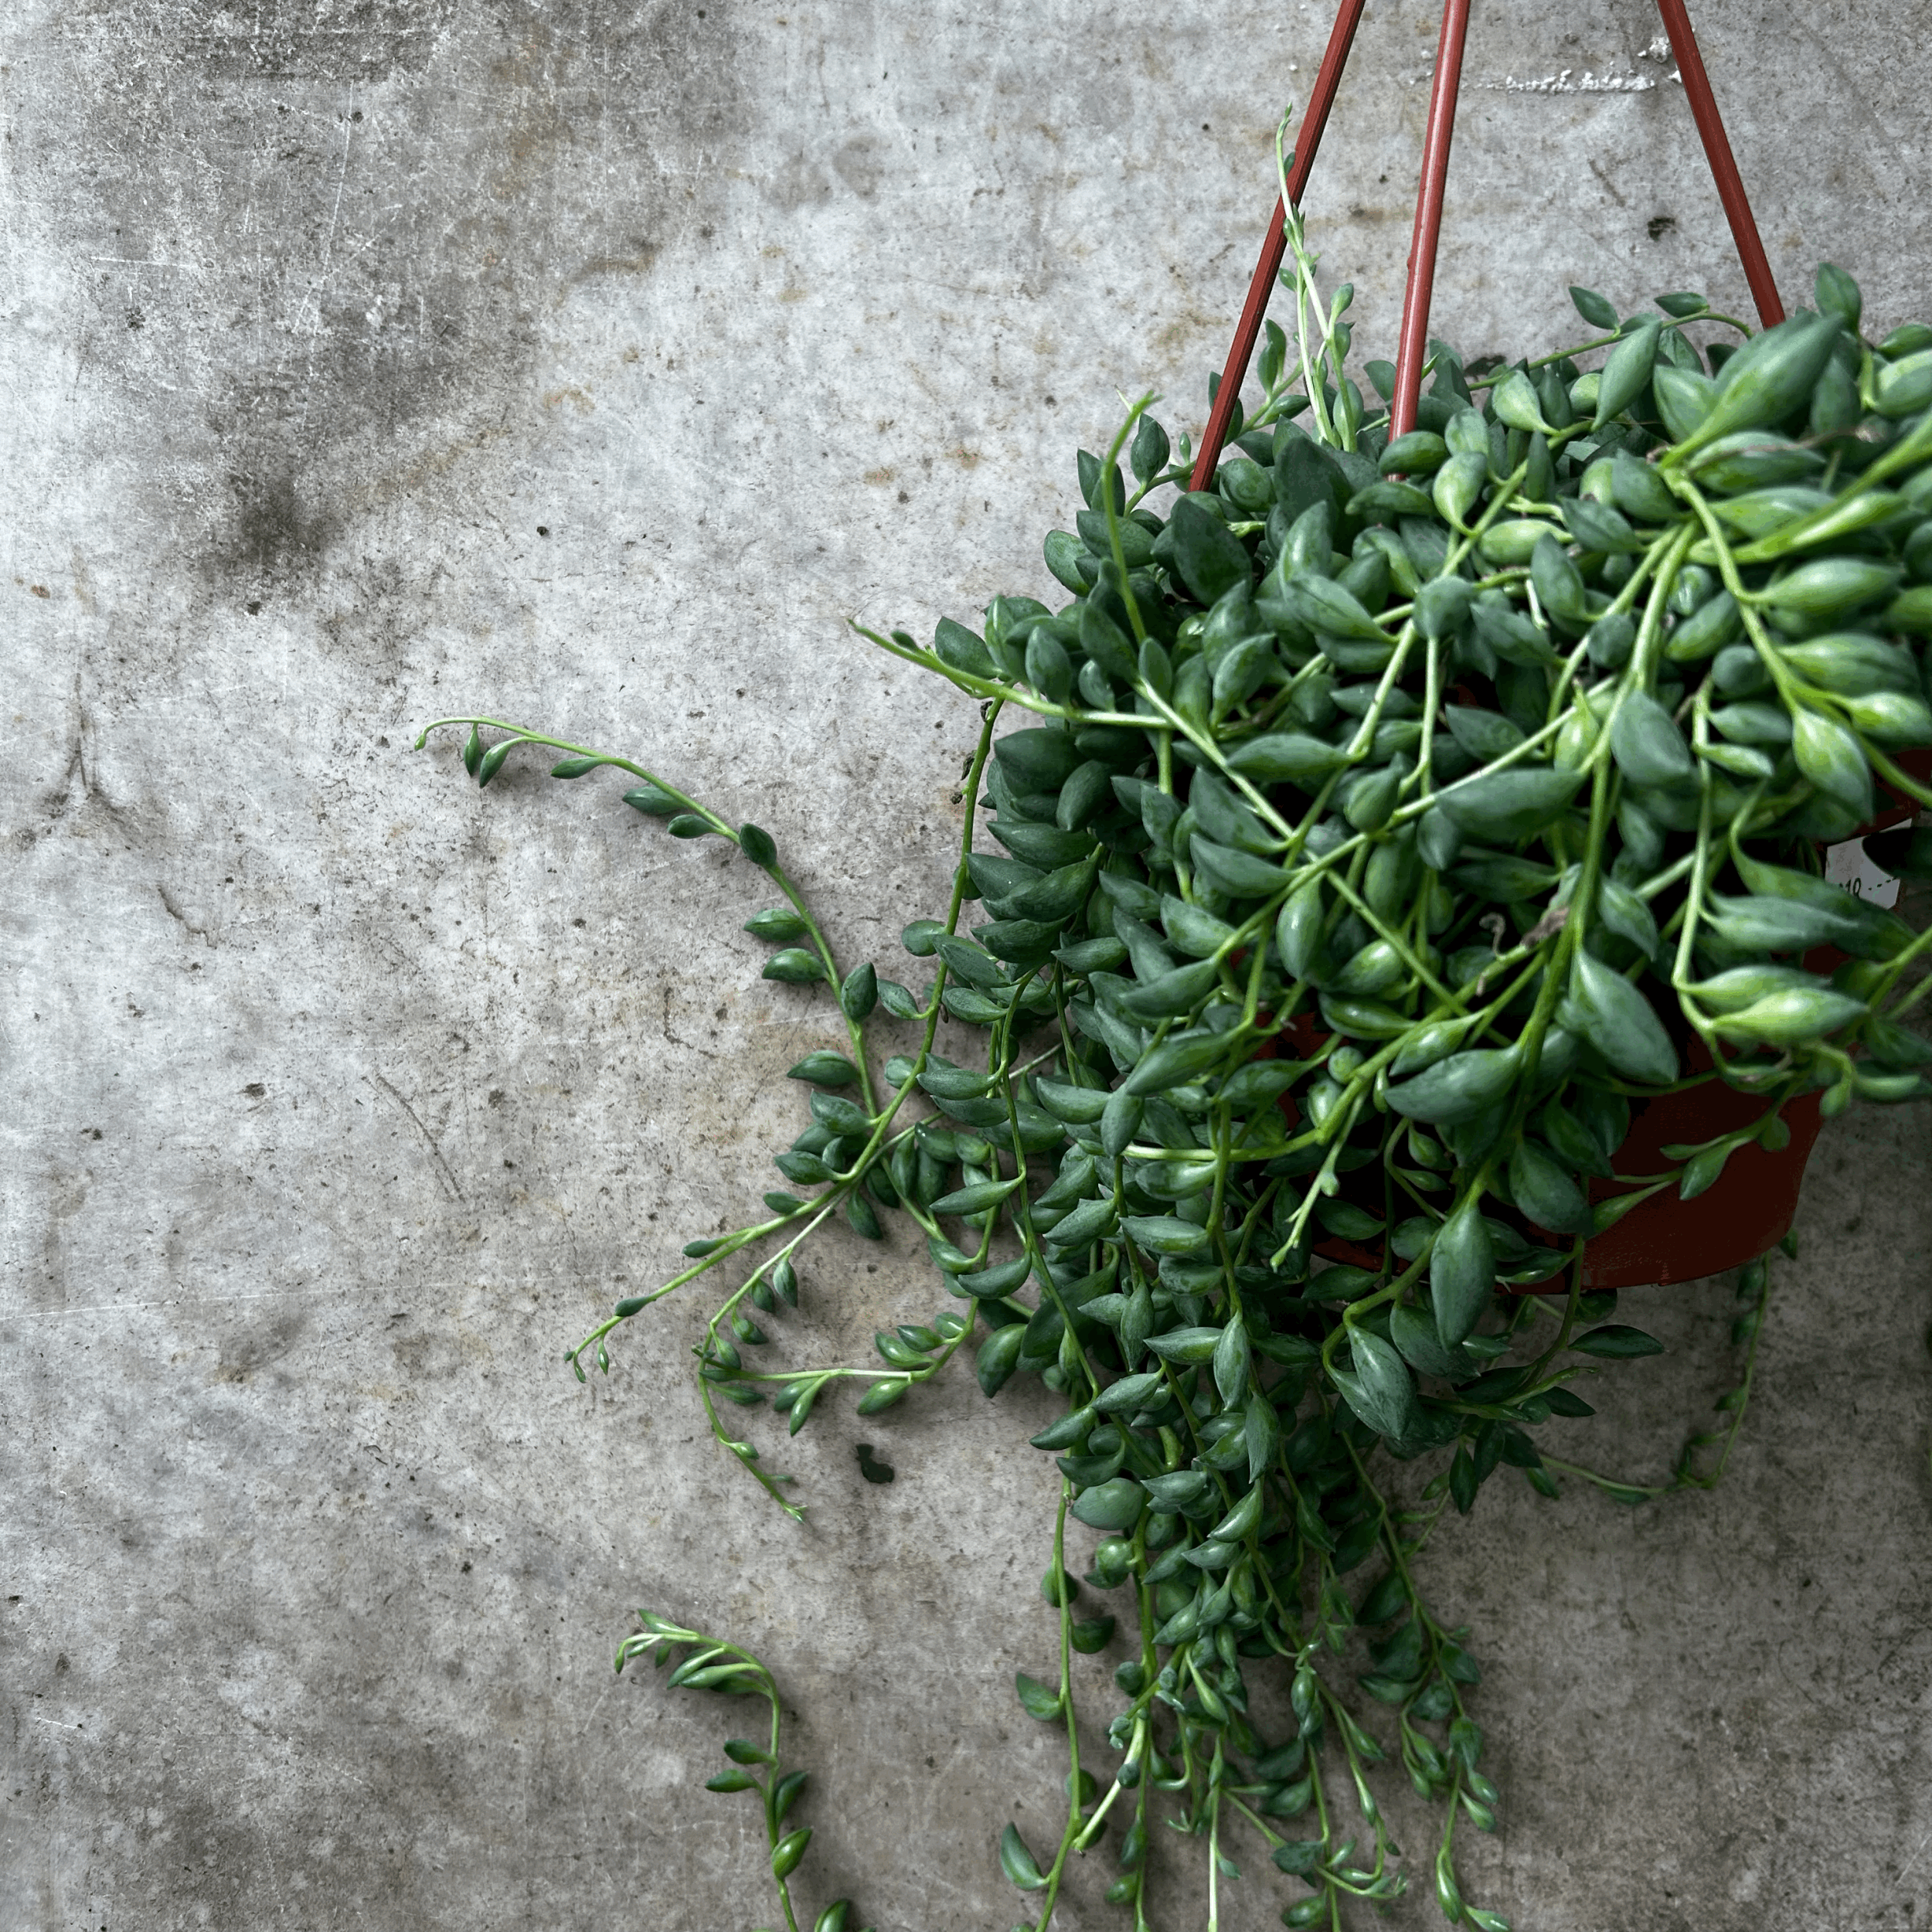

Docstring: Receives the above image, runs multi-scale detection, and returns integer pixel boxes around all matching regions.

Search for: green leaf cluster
[423,239,1932,1932]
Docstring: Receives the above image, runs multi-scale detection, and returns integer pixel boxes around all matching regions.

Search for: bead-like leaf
[1570,284,1619,330]
[786,1051,860,1088]
[1015,1672,1064,1722]
[1570,1324,1665,1359]
[622,780,682,817]
[1339,1329,1419,1440]
[476,740,517,787]
[763,949,828,985]
[999,1822,1049,1890]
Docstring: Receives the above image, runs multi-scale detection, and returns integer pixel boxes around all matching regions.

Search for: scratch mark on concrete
[156,883,211,940]
[297,99,356,430]
[369,1072,463,1199]
[9,1288,315,1322]
[1587,156,1628,209]
[659,985,717,1060]
[42,672,129,828]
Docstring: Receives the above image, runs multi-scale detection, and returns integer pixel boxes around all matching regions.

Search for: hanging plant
[417,121,1932,1932]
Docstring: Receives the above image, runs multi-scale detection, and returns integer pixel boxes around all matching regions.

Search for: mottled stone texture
[4,2,1930,1927]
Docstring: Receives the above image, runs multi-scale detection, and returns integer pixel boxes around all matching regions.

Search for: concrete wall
[4,2,1930,1927]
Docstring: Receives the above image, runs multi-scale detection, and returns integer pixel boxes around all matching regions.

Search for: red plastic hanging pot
[1287,752,1931,1294]
[1196,3,1927,1289]
[1548,755,1930,1290]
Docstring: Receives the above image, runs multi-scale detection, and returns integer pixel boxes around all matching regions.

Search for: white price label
[1824,835,1900,910]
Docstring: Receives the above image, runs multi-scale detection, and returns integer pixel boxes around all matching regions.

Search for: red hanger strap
[1191,0,1783,492]
[1389,0,1473,440]
[1655,0,1783,328]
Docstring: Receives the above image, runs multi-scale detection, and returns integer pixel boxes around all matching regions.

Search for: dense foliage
[420,213,1932,1930]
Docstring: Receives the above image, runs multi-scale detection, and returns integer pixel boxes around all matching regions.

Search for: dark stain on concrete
[214,1308,308,1382]
[228,467,337,581]
[765,151,835,209]
[32,2,748,600]
[831,134,883,199]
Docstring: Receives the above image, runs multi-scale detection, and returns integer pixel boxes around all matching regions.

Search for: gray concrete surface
[4,2,1931,1927]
